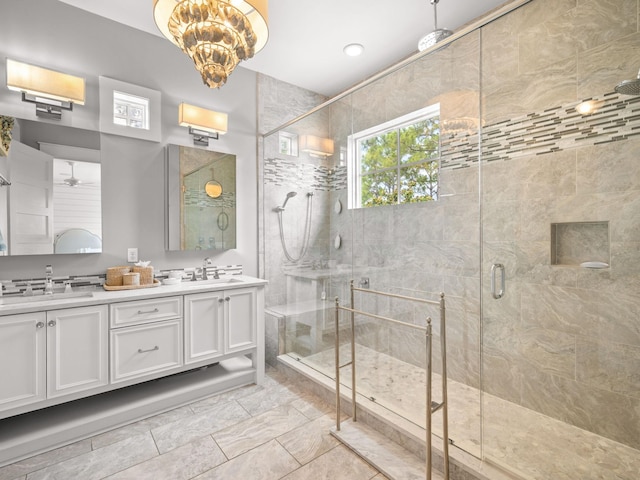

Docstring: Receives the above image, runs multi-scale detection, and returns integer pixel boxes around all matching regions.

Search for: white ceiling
[57,0,510,97]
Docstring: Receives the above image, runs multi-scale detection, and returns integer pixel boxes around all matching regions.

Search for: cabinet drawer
[110,319,182,383]
[110,297,182,327]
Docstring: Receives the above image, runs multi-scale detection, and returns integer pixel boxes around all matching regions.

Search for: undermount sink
[0,291,94,306]
[189,277,244,285]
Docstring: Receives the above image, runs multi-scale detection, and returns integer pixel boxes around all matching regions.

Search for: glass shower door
[479,4,640,478]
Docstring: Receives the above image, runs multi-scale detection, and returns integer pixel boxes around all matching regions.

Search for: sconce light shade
[179,102,227,146]
[6,59,85,120]
[300,135,334,157]
[6,59,85,105]
[179,103,227,134]
[154,0,269,88]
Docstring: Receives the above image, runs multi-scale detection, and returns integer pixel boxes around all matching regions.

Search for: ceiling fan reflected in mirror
[56,160,96,188]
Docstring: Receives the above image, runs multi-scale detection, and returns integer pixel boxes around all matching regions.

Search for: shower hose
[277,192,313,263]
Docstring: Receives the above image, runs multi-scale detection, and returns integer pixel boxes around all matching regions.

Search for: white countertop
[0,275,267,317]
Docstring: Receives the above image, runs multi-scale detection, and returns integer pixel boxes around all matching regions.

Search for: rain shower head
[615,69,640,96]
[282,191,297,208]
[418,0,453,51]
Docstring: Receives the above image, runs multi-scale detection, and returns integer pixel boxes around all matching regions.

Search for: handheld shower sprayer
[274,191,298,212]
[281,191,297,209]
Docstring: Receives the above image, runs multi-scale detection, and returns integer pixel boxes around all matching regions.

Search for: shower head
[615,69,640,96]
[281,191,297,210]
[418,0,453,51]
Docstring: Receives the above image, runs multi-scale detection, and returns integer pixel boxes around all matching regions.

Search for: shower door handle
[491,263,505,299]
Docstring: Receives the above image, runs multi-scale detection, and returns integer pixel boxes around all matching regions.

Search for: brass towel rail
[334,280,450,480]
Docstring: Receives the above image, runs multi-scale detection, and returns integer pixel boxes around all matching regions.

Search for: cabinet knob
[36,322,45,329]
[225,297,230,302]
[218,298,225,303]
[48,320,56,327]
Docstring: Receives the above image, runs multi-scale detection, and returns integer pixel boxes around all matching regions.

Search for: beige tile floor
[0,367,389,480]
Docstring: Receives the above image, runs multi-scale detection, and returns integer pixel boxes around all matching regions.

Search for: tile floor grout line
[2,370,388,480]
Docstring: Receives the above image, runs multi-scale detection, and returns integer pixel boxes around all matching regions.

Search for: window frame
[347,104,440,209]
[98,76,161,142]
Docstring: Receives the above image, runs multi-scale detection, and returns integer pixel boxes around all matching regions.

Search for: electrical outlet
[127,248,138,263]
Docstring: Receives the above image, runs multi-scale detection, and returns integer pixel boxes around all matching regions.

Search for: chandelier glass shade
[153,0,269,88]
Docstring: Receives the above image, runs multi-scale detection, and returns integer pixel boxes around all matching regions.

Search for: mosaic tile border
[266,93,640,180]
[183,189,236,209]
[264,157,347,191]
[442,93,640,169]
[0,264,243,297]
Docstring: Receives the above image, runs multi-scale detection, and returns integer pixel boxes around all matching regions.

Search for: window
[98,76,161,142]
[349,105,440,208]
[113,91,149,130]
[278,131,298,156]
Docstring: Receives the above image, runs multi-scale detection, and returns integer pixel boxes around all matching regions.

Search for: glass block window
[113,91,149,130]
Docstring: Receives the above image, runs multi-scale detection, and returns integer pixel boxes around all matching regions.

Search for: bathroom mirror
[166,144,236,251]
[0,118,102,256]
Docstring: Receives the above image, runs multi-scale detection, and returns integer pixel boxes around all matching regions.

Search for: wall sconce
[6,59,85,120]
[178,102,227,146]
[300,135,334,158]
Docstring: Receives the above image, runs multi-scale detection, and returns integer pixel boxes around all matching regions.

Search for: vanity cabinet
[184,291,224,364]
[0,312,46,411]
[0,305,108,412]
[109,297,183,383]
[46,306,109,398]
[184,287,257,364]
[0,277,266,466]
[224,287,257,353]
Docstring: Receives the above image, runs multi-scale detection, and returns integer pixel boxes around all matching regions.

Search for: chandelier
[153,0,269,88]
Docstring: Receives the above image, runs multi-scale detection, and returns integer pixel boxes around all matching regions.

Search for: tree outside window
[352,106,440,208]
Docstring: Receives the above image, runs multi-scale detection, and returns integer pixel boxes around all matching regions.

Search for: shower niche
[550,221,610,267]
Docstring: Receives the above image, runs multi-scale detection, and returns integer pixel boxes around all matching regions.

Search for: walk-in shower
[261,1,640,479]
[274,191,314,263]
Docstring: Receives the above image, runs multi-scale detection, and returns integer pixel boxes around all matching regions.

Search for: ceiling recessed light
[343,43,364,57]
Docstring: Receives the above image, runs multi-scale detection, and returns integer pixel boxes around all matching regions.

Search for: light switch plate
[127,247,138,263]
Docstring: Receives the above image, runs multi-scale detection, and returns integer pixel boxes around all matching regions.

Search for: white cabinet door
[0,312,46,411]
[7,141,54,255]
[225,287,257,354]
[184,291,224,364]
[46,305,109,398]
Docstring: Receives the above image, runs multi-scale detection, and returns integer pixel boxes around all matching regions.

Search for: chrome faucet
[44,264,54,295]
[202,257,211,280]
